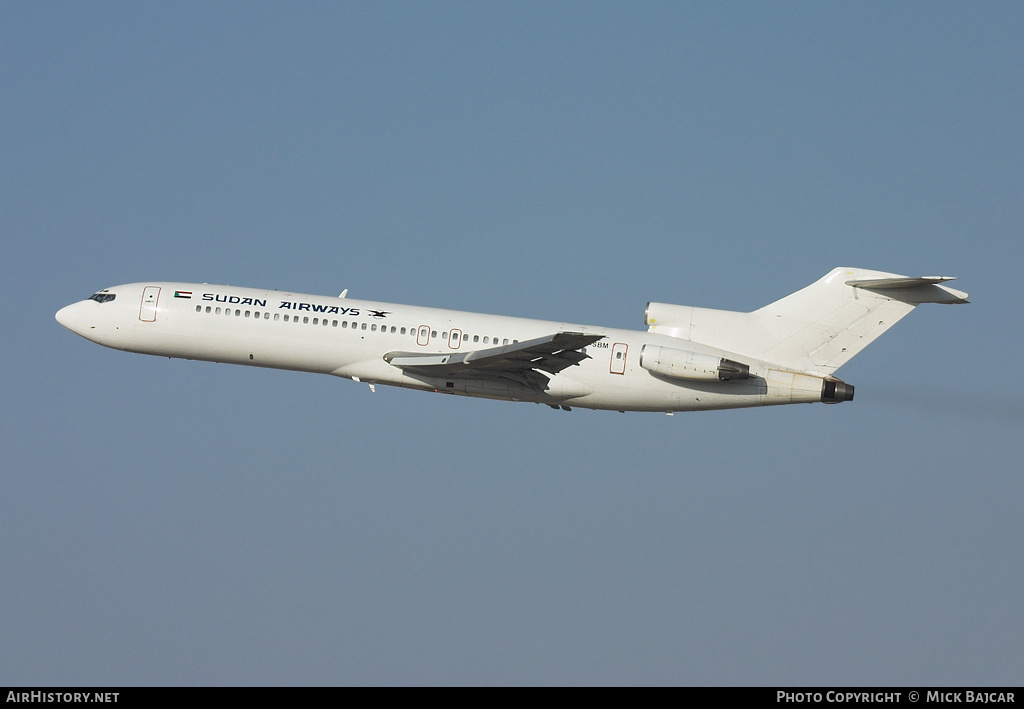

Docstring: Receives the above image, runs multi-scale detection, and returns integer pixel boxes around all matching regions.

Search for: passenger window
[274,314,279,321]
[332,320,338,327]
[245,311,250,318]
[473,335,479,343]
[361,323,367,330]
[483,337,489,344]
[371,324,377,331]
[235,309,241,316]
[206,306,212,313]
[503,339,509,345]
[313,318,319,325]
[196,305,201,312]
[303,317,309,324]
[400,327,406,335]
[284,314,290,322]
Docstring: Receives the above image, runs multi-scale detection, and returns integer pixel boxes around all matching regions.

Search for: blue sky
[2,2,1022,685]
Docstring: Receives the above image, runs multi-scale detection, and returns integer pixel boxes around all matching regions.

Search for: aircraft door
[139,286,161,322]
[610,342,628,375]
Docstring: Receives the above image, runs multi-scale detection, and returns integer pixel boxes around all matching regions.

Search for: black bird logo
[367,309,391,319]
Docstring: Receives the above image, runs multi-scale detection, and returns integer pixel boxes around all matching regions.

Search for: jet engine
[640,345,749,381]
[821,378,855,403]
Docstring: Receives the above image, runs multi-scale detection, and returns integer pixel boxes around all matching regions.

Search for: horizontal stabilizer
[846,276,956,288]
[846,276,968,304]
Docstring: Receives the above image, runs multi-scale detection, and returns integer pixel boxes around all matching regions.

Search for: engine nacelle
[821,378,855,404]
[640,345,750,381]
[765,370,855,404]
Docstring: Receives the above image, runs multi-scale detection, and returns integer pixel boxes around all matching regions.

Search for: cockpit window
[88,293,116,303]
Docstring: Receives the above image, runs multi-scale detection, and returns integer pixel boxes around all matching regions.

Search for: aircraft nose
[55,301,86,336]
[56,303,76,329]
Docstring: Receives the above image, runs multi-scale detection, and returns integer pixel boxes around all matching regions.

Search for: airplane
[54,268,968,414]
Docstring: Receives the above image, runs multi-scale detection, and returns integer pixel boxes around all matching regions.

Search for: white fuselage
[55,282,835,413]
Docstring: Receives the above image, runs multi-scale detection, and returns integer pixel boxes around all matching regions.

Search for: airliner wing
[384,331,603,388]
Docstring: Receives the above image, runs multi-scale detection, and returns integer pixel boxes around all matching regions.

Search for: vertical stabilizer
[646,268,968,376]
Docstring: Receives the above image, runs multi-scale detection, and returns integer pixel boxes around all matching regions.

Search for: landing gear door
[140,286,160,322]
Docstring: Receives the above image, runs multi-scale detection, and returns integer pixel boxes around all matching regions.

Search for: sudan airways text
[201,294,360,316]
